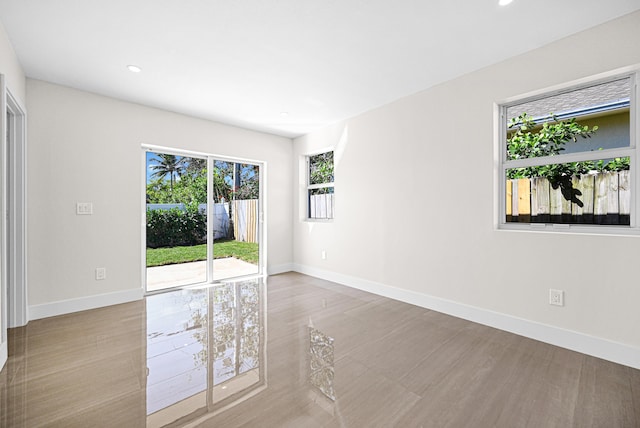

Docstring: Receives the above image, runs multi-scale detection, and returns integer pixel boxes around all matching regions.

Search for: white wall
[0,22,26,105]
[293,11,640,366]
[26,80,292,315]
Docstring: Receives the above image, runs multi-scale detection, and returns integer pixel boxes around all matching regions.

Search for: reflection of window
[146,280,265,427]
[309,327,335,401]
[498,73,638,232]
[212,282,261,386]
[307,151,335,220]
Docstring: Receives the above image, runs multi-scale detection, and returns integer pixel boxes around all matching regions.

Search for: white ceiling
[1,0,639,138]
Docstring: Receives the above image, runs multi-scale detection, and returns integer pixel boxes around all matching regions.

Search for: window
[307,151,334,219]
[498,72,638,233]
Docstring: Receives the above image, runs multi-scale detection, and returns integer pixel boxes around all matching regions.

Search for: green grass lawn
[146,239,258,267]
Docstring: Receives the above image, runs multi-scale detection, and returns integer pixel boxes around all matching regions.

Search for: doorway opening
[143,147,263,293]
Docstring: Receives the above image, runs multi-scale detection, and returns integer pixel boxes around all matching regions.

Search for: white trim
[292,263,640,370]
[140,148,147,292]
[29,288,143,320]
[141,144,263,166]
[0,339,6,371]
[0,74,6,352]
[259,162,267,276]
[206,156,214,281]
[267,263,294,276]
[5,89,28,327]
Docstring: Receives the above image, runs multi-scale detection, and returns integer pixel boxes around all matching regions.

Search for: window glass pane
[308,188,334,219]
[506,78,631,159]
[505,157,630,225]
[309,152,334,185]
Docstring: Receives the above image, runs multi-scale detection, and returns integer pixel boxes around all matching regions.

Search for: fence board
[531,177,550,222]
[233,199,258,243]
[594,173,609,224]
[516,178,531,222]
[607,172,620,224]
[572,175,594,223]
[550,184,564,223]
[506,180,513,221]
[619,170,631,224]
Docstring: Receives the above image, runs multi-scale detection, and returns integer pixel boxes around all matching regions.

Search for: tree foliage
[309,152,334,185]
[146,155,259,205]
[506,113,630,204]
[149,154,186,191]
[505,113,629,181]
[506,113,602,182]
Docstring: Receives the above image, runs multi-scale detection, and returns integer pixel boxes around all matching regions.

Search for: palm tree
[149,153,186,191]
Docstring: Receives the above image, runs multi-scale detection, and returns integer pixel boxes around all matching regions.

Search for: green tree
[149,154,186,191]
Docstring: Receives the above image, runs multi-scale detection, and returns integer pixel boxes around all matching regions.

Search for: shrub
[146,207,206,248]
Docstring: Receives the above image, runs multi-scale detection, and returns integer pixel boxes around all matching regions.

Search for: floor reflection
[309,327,335,401]
[146,279,265,427]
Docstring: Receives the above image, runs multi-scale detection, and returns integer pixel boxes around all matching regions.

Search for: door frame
[1,76,28,368]
[141,145,266,293]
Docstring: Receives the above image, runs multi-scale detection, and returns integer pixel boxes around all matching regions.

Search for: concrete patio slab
[146,257,258,292]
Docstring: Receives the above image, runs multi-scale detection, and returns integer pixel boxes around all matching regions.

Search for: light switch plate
[77,202,93,215]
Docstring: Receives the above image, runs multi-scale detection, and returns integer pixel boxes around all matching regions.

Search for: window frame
[496,68,639,235]
[306,150,335,221]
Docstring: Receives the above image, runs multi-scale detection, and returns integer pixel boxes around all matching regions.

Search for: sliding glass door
[210,160,260,281]
[144,148,263,292]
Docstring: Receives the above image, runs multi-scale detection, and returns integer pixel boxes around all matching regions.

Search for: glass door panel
[211,161,260,281]
[145,151,208,292]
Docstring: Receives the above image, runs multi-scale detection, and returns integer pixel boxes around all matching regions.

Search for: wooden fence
[309,193,335,219]
[233,199,259,243]
[506,170,630,225]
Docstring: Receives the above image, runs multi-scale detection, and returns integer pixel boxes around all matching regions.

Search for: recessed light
[127,65,142,73]
[499,0,513,5]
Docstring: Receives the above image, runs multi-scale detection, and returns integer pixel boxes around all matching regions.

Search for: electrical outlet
[549,289,564,306]
[96,267,107,280]
[321,250,327,260]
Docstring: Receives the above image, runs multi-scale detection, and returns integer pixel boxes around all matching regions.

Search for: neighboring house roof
[507,77,630,122]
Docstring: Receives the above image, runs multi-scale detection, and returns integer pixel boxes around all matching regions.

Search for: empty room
[1,1,639,426]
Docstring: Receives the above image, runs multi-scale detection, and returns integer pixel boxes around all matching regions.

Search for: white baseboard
[292,263,640,370]
[0,340,7,371]
[29,288,144,321]
[268,263,294,276]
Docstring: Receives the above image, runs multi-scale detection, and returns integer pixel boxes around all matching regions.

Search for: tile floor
[1,272,639,427]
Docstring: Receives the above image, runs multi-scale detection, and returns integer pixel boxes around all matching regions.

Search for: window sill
[305,218,334,223]
[497,222,640,237]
